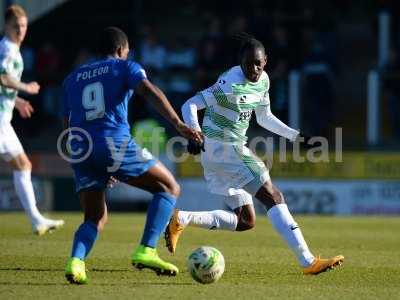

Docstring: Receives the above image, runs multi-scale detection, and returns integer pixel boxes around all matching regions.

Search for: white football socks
[267,204,315,267]
[13,170,44,225]
[178,210,238,231]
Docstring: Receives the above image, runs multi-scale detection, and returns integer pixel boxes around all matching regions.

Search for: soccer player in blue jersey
[62,27,201,284]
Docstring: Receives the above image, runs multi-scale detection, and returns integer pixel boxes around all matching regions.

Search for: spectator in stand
[228,15,248,35]
[270,59,289,124]
[196,16,225,85]
[196,39,220,89]
[36,42,62,120]
[18,45,38,135]
[165,37,195,100]
[163,37,195,135]
[203,16,223,42]
[73,48,95,68]
[269,26,291,122]
[383,47,400,140]
[301,30,335,137]
[270,26,290,66]
[133,28,169,131]
[139,33,167,75]
[166,37,195,70]
[20,45,35,81]
[196,16,224,88]
[222,16,250,66]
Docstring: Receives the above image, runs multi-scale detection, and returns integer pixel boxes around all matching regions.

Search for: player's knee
[19,158,32,170]
[167,180,181,198]
[96,214,108,232]
[248,213,256,229]
[234,206,256,231]
[97,219,107,232]
[10,154,32,171]
[271,188,285,205]
[256,183,285,211]
[85,212,108,232]
[236,217,255,231]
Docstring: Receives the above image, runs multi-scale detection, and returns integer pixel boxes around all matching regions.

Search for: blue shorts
[70,136,157,192]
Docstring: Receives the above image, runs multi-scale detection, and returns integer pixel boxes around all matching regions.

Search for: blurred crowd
[132,14,337,137]
[31,0,400,151]
[22,15,339,141]
[380,0,400,140]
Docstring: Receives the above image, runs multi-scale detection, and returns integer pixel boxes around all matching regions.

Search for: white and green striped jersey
[0,37,23,125]
[198,66,270,143]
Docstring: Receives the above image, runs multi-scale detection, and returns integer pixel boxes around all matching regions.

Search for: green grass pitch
[0,213,399,299]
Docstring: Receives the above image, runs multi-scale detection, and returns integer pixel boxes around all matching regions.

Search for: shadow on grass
[0,281,194,286]
[92,282,195,286]
[0,268,128,272]
[0,282,69,286]
[0,268,195,286]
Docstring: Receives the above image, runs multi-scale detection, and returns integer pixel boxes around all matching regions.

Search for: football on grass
[187,246,225,284]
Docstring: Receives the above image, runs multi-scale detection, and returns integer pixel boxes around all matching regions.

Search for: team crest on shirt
[239,95,247,103]
[238,110,252,121]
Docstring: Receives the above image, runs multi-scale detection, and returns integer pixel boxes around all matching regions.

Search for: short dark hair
[97,26,128,56]
[5,5,27,23]
[235,32,265,60]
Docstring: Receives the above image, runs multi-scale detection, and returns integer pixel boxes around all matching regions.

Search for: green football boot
[65,257,88,284]
[131,245,179,276]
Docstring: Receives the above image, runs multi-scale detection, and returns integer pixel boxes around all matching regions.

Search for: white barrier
[274,180,400,215]
[0,178,53,211]
[106,179,400,215]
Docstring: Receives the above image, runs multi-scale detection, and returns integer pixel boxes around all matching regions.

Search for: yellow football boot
[131,245,179,276]
[65,257,88,284]
[164,209,185,254]
[303,255,344,275]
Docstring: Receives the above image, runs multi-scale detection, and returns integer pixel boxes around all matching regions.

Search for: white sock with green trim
[267,204,315,267]
[178,210,237,231]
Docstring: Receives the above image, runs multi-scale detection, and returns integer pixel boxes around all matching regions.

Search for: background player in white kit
[0,5,63,235]
[165,33,344,275]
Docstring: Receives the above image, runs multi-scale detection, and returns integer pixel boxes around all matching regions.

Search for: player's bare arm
[135,79,202,142]
[0,74,40,94]
[15,97,34,118]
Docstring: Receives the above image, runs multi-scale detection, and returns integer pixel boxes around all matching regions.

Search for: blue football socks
[71,221,98,260]
[140,192,176,248]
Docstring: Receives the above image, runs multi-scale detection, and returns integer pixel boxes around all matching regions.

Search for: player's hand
[15,99,34,119]
[107,176,119,188]
[176,121,203,143]
[187,139,205,155]
[24,81,40,94]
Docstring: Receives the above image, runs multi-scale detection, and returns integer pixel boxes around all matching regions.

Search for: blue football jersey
[63,58,147,137]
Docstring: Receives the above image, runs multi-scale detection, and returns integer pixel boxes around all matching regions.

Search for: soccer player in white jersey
[165,33,344,275]
[0,5,64,235]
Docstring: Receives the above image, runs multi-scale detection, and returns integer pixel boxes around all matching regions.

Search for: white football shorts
[0,123,24,162]
[201,137,270,201]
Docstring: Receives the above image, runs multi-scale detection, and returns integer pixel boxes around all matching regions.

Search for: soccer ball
[187,246,225,284]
